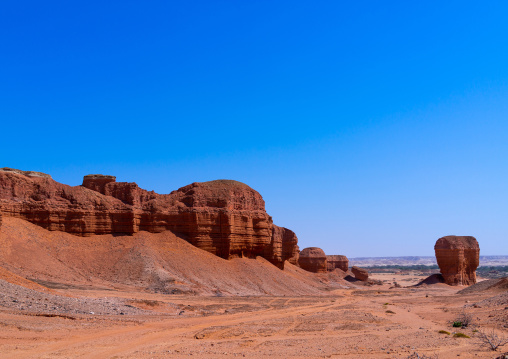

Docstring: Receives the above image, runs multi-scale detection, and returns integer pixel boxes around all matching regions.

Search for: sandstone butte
[0,168,299,269]
[326,255,349,272]
[434,235,480,286]
[298,247,327,273]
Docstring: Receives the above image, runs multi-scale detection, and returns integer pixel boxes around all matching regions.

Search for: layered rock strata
[298,247,327,273]
[434,235,480,286]
[326,255,349,272]
[352,266,369,281]
[0,169,299,269]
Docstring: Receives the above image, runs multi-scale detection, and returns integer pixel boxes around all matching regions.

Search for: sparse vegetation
[365,264,508,278]
[438,330,450,335]
[476,266,508,279]
[386,310,395,314]
[453,310,473,328]
[453,332,470,338]
[368,265,439,274]
[476,327,508,351]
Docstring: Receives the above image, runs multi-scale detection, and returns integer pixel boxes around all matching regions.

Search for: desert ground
[1,280,508,358]
[0,218,507,359]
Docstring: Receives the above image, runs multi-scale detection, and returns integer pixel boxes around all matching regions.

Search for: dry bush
[453,310,473,328]
[477,327,508,351]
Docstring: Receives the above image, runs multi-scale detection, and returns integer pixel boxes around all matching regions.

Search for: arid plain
[1,217,508,359]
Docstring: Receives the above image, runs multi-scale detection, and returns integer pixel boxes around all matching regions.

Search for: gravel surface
[458,277,508,294]
[0,279,153,316]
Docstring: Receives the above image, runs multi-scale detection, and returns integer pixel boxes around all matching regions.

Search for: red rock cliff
[434,235,480,286]
[0,169,299,269]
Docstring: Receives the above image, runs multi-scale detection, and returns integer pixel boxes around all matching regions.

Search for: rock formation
[298,247,327,273]
[352,266,369,281]
[434,235,480,286]
[327,255,349,272]
[0,169,299,269]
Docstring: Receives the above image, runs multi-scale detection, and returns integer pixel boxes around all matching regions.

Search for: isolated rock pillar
[434,235,480,286]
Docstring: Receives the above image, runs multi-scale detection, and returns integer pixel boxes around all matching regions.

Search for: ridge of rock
[0,167,51,178]
[0,169,299,269]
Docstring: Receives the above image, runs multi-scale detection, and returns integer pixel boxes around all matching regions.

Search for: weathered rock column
[434,235,480,286]
[298,247,327,273]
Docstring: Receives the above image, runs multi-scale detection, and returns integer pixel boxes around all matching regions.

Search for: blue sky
[1,1,508,257]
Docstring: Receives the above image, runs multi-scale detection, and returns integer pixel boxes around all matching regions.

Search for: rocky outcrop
[298,247,327,273]
[269,225,300,268]
[434,235,480,286]
[0,167,52,179]
[327,255,349,272]
[352,266,369,281]
[0,169,299,269]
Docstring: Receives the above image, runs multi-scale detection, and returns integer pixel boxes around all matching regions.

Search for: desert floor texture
[0,218,507,358]
[2,275,508,358]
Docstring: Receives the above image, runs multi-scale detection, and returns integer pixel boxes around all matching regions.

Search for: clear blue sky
[2,1,508,257]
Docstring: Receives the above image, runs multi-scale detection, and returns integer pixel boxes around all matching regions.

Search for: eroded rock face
[434,235,479,286]
[0,169,299,269]
[269,225,300,268]
[352,266,369,281]
[327,255,349,272]
[298,247,327,273]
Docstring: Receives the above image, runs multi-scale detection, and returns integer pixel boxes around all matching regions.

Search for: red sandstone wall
[0,170,299,269]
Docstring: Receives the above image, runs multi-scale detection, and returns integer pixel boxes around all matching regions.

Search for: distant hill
[349,256,508,267]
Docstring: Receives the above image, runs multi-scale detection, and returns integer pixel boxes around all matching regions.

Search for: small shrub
[453,310,473,328]
[438,330,450,335]
[453,322,462,328]
[386,310,395,314]
[477,327,508,351]
[453,332,470,338]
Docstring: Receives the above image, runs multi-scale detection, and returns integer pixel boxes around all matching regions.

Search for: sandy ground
[0,218,507,358]
[1,279,508,359]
